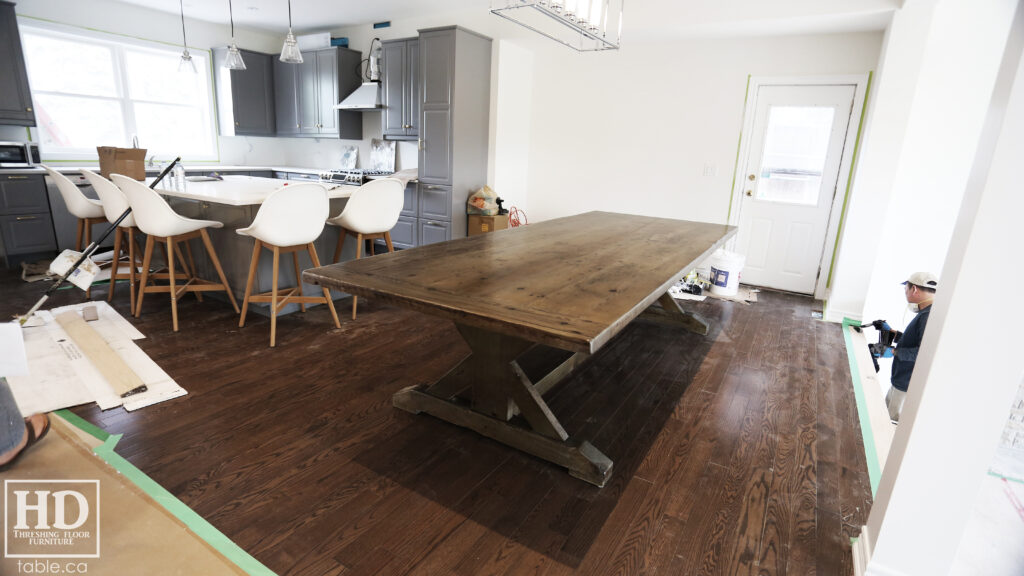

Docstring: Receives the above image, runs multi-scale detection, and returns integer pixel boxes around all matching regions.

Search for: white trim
[728,74,869,299]
[852,524,872,576]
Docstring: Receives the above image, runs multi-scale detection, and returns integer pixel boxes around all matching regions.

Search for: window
[20,22,218,161]
[756,105,836,206]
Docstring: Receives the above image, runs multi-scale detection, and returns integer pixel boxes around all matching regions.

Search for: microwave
[0,141,40,168]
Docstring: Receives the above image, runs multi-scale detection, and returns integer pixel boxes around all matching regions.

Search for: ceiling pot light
[279,0,303,64]
[223,0,246,70]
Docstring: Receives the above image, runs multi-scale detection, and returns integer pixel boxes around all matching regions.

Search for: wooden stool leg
[292,250,306,312]
[75,219,84,252]
[352,232,363,320]
[270,245,280,347]
[333,228,346,263]
[200,229,239,313]
[167,237,179,332]
[384,231,394,253]
[183,240,202,302]
[107,227,123,303]
[135,236,155,317]
[309,243,340,329]
[127,227,137,315]
[239,240,261,328]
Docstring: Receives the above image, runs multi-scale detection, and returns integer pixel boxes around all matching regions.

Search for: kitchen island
[153,175,355,315]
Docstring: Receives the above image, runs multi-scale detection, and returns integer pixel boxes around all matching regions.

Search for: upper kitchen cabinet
[417,26,491,242]
[274,57,300,136]
[280,47,362,139]
[0,1,37,126]
[381,38,419,140]
[214,48,276,137]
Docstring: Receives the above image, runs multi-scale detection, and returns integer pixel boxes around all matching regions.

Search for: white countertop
[0,165,325,176]
[153,175,353,206]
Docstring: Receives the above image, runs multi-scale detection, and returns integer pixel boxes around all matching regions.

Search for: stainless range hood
[334,81,381,110]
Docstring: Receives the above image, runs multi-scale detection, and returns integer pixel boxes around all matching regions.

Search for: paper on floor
[7,301,186,414]
[0,322,29,377]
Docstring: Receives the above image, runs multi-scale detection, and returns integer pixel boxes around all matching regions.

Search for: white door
[735,84,856,294]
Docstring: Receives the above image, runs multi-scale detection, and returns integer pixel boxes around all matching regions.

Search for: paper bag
[97,146,147,180]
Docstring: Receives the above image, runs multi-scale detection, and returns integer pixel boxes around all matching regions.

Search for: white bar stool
[80,169,142,312]
[41,165,106,252]
[326,177,404,319]
[112,174,239,331]
[237,183,340,347]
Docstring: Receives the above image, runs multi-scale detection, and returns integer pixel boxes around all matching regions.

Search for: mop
[18,157,180,326]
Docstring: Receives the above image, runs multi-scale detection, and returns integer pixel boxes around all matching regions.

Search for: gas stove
[319,168,394,186]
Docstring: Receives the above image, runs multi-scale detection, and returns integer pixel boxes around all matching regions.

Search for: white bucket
[708,249,745,296]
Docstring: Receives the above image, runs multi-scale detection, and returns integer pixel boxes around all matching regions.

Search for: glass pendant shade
[280,31,303,64]
[225,41,247,70]
[178,48,197,73]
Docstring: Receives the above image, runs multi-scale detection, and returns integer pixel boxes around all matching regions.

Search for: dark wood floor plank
[0,272,873,576]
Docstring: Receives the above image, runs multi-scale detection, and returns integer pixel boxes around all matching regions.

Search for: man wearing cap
[886,271,939,422]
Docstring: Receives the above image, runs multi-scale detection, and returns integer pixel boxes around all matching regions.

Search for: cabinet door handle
[26,107,33,112]
[424,185,446,190]
[6,175,29,180]
[16,215,39,221]
[418,139,424,151]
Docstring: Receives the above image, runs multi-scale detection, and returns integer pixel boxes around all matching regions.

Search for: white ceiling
[117,0,898,38]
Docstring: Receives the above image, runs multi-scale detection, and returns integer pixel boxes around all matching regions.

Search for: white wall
[858,2,1024,573]
[524,32,883,224]
[826,0,1014,325]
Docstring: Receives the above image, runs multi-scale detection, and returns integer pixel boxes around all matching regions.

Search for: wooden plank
[305,212,736,353]
[54,310,145,396]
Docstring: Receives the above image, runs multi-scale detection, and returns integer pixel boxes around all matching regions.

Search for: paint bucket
[708,249,745,296]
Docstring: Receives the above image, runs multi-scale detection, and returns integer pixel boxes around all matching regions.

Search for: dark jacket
[890,305,932,392]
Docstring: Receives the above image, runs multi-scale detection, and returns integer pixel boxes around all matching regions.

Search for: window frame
[18,19,220,163]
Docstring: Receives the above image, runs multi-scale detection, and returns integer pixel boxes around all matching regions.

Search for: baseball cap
[902,271,938,290]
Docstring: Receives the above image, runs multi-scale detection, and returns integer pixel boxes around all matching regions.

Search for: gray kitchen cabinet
[249,170,274,178]
[381,38,419,140]
[289,47,362,139]
[214,48,276,137]
[391,215,417,249]
[0,174,56,267]
[400,181,417,217]
[418,219,450,246]
[274,58,300,136]
[0,1,35,126]
[417,26,491,241]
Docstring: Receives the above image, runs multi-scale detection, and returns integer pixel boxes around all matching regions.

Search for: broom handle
[18,158,181,324]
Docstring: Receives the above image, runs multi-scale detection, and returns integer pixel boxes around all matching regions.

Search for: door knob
[748,174,755,181]
[745,190,753,197]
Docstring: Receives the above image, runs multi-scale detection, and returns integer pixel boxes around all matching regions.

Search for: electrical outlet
[702,162,717,177]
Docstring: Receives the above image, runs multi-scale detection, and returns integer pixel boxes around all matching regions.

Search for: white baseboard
[852,525,872,576]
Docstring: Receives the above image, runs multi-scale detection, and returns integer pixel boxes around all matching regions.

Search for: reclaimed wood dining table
[303,211,737,486]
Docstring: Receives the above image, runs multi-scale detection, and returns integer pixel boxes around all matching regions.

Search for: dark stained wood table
[304,211,737,486]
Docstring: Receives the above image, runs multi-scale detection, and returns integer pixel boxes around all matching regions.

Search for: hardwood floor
[0,270,872,575]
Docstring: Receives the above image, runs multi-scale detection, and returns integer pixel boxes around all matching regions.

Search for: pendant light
[279,0,303,64]
[223,0,246,70]
[177,0,196,73]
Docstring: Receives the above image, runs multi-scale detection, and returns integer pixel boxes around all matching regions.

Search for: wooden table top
[153,175,353,206]
[304,211,737,353]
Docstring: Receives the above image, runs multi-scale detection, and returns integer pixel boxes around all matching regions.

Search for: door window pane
[757,106,835,206]
[34,94,125,150]
[22,33,119,97]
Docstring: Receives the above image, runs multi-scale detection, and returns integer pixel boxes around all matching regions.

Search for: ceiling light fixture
[177,0,196,72]
[223,0,246,70]
[490,0,623,52]
[279,0,303,64]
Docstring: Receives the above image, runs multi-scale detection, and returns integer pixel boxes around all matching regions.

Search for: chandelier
[490,0,624,52]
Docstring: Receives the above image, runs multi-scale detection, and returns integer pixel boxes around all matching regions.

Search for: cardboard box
[468,214,509,236]
[97,146,147,180]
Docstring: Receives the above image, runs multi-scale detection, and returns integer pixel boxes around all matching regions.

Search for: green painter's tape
[54,409,109,441]
[842,317,881,496]
[92,435,276,575]
[988,470,1024,485]
[53,418,274,575]
[726,74,752,223]
[825,71,874,291]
